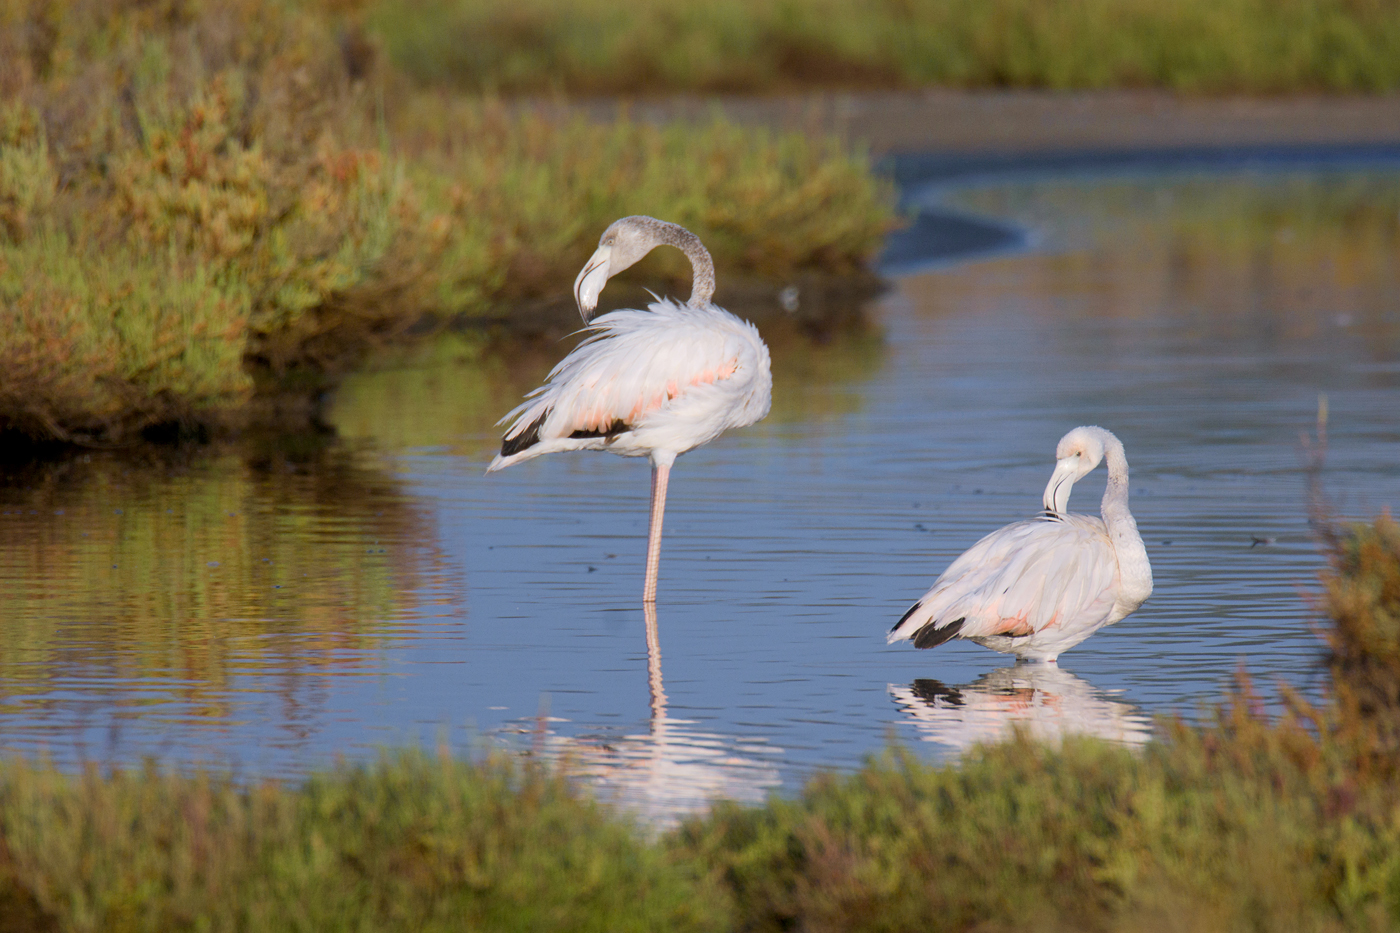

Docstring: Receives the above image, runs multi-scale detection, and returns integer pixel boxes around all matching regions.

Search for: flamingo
[887,425,1153,662]
[488,216,772,603]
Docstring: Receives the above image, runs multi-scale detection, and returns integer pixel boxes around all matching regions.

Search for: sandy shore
[576,89,1400,155]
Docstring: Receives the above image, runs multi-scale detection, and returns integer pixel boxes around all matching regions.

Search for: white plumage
[488,216,772,603]
[489,299,770,471]
[888,425,1152,662]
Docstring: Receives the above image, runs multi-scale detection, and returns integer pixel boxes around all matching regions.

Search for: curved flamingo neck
[666,226,711,306]
[615,217,716,309]
[1097,431,1153,610]
[1098,434,1131,525]
[656,224,715,308]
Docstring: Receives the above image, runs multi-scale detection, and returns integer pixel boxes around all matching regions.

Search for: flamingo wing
[489,300,761,470]
[889,515,1120,649]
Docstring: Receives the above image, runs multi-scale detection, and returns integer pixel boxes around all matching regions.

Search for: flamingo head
[1042,426,1107,514]
[573,217,660,322]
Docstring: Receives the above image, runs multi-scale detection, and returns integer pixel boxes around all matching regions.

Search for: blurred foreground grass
[0,0,894,444]
[370,0,1400,95]
[1,514,1399,931]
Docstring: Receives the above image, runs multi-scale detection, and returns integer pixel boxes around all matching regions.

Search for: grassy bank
[0,514,1397,931]
[0,0,894,444]
[0,751,729,933]
[368,0,1400,95]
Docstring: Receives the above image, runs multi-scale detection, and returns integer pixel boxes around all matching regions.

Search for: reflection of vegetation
[949,172,1400,261]
[0,0,893,443]
[328,332,570,457]
[4,517,1400,930]
[370,0,1400,94]
[327,312,888,454]
[0,447,429,717]
[927,173,1400,351]
[762,314,886,425]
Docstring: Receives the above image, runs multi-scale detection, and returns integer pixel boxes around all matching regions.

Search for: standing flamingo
[887,426,1153,662]
[488,216,772,603]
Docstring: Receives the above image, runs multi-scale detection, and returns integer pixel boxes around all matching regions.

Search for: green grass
[0,0,895,444]
[1,515,1399,931]
[367,0,1400,95]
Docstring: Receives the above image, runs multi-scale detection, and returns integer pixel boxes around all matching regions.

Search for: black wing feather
[912,617,965,650]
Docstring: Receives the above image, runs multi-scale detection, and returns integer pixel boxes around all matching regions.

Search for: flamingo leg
[643,462,670,604]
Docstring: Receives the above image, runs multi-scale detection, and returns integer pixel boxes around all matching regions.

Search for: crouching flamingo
[888,426,1153,662]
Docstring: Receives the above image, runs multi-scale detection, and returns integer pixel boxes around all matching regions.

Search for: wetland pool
[2,156,1398,823]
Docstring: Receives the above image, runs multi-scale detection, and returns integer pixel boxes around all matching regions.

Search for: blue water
[1,160,1398,822]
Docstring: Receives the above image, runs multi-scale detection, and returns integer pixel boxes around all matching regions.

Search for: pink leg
[643,462,670,604]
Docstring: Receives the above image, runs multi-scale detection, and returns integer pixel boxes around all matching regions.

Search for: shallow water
[1,162,1398,823]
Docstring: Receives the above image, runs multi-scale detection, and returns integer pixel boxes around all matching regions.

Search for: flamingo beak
[574,245,612,322]
[1042,457,1079,514]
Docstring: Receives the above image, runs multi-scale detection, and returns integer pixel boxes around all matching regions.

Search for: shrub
[0,751,728,933]
[0,0,894,443]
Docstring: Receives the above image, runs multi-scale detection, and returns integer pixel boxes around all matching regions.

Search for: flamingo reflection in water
[888,426,1153,662]
[890,665,1153,753]
[488,216,772,604]
[504,605,782,827]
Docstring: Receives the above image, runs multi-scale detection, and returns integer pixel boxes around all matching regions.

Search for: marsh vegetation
[371,0,1400,95]
[0,0,893,444]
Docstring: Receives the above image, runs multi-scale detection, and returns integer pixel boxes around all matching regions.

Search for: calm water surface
[2,163,1398,822]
